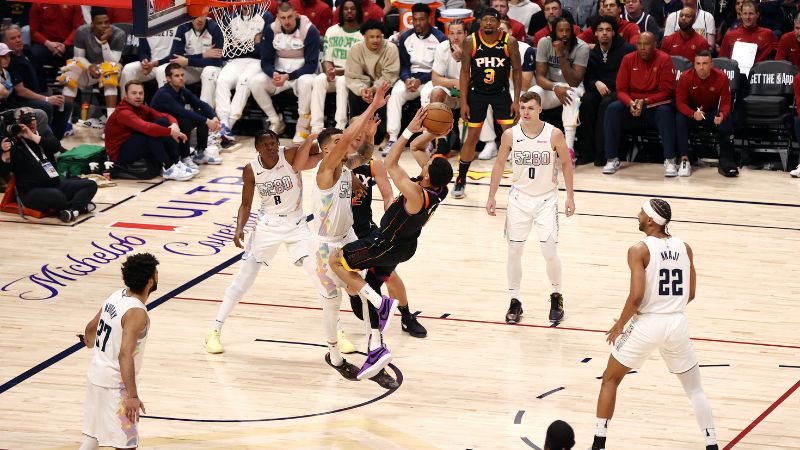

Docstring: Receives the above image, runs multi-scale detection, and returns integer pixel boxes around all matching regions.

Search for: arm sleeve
[345,45,369,95]
[40,136,62,160]
[616,55,633,107]
[260,26,277,76]
[675,73,694,118]
[188,23,225,67]
[151,91,207,122]
[776,34,789,60]
[719,35,732,58]
[381,44,401,86]
[118,107,174,136]
[719,76,732,119]
[30,5,47,45]
[398,33,412,81]
[289,26,321,80]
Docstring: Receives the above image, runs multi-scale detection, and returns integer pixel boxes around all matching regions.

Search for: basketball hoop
[187,0,271,58]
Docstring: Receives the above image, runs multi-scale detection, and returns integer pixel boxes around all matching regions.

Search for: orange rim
[186,0,268,16]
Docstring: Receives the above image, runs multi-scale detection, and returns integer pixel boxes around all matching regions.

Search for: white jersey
[640,236,691,315]
[145,28,177,61]
[251,147,303,219]
[311,162,353,238]
[510,122,558,196]
[87,289,149,388]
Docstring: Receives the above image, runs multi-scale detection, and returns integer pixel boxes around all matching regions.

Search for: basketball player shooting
[486,91,575,325]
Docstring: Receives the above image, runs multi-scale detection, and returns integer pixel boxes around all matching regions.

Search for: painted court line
[723,378,800,449]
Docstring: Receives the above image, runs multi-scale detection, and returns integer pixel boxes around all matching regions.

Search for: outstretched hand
[371,83,391,109]
[407,107,427,134]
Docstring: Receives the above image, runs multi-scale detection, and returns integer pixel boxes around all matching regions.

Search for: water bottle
[81,102,89,122]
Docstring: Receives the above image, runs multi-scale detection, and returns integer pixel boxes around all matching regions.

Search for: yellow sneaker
[204,329,224,354]
[337,329,356,354]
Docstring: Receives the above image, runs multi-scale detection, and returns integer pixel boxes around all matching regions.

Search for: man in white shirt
[663,0,716,46]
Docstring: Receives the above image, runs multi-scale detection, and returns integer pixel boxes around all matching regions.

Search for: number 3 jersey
[251,147,303,220]
[510,122,558,196]
[640,236,690,315]
[469,31,511,95]
[87,289,149,388]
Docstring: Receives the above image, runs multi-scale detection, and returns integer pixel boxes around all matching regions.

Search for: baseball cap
[0,43,11,56]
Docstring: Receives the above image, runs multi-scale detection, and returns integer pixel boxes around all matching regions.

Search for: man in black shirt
[575,16,635,165]
[1,109,96,222]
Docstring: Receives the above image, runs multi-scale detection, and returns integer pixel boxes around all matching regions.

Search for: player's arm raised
[607,243,647,345]
[486,127,513,216]
[385,108,427,213]
[551,128,575,216]
[234,165,256,249]
[686,242,696,303]
[119,308,148,423]
[459,37,474,122]
[373,159,395,211]
[508,37,522,118]
[83,308,102,348]
[287,133,323,172]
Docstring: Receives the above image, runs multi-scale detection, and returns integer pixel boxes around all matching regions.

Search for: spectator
[119,27,177,89]
[0,108,97,223]
[311,0,363,134]
[776,14,800,69]
[717,0,744,44]
[28,2,84,84]
[576,16,635,165]
[602,32,679,177]
[151,63,222,168]
[649,0,684,28]
[290,0,333,35]
[59,7,125,131]
[0,2,31,28]
[0,43,53,139]
[250,2,320,143]
[465,0,489,25]
[663,0,716,47]
[384,3,445,152]
[579,0,641,46]
[337,0,384,24]
[530,16,589,152]
[719,1,776,63]
[623,0,662,38]
[104,81,195,181]
[345,20,399,140]
[2,28,74,140]
[532,0,582,46]
[500,20,537,92]
[675,50,736,177]
[790,74,800,177]
[544,420,575,450]
[154,17,224,108]
[508,0,541,31]
[660,7,710,60]
[470,0,527,42]
[562,0,598,29]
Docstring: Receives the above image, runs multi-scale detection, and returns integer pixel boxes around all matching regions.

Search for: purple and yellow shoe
[377,295,399,333]
[357,344,392,380]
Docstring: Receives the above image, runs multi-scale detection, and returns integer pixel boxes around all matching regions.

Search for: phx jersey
[352,160,378,238]
[470,31,512,95]
[378,183,448,248]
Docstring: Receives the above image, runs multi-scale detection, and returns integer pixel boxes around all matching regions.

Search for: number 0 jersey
[640,236,691,315]
[87,289,149,388]
[250,147,303,219]
[470,31,512,95]
[510,122,558,196]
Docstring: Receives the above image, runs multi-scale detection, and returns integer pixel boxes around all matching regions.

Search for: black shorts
[341,235,417,279]
[466,89,513,127]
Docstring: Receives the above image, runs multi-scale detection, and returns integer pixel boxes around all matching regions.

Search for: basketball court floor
[1,128,799,449]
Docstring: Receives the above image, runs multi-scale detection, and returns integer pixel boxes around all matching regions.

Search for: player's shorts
[505,188,559,242]
[611,312,698,374]
[82,382,138,448]
[243,213,312,266]
[467,89,513,127]
[311,228,357,297]
[340,234,417,280]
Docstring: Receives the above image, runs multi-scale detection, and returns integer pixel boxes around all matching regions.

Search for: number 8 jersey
[640,236,690,315]
[251,147,303,218]
[510,122,558,196]
[87,289,149,388]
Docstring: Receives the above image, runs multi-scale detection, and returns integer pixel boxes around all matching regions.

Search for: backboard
[132,0,193,37]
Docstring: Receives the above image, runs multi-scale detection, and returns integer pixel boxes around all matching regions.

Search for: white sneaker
[163,164,193,181]
[270,118,286,135]
[602,158,620,174]
[205,145,223,165]
[478,141,498,160]
[677,159,691,177]
[790,164,800,178]
[664,159,678,177]
[182,157,200,171]
[177,161,199,175]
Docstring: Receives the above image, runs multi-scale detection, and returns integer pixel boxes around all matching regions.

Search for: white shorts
[505,188,559,242]
[244,214,312,266]
[82,382,139,448]
[611,313,698,374]
[310,229,357,297]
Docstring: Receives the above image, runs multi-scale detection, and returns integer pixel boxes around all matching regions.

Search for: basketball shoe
[549,293,565,323]
[204,329,224,354]
[505,298,523,324]
[377,295,399,333]
[325,353,360,381]
[401,314,427,338]
[452,177,466,199]
[369,369,399,389]
[337,329,356,354]
[357,343,392,380]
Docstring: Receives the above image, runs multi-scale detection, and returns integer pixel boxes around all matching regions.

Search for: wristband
[44,96,49,103]
[401,129,414,140]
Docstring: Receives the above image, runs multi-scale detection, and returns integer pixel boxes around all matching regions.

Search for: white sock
[322,292,343,365]
[539,237,562,293]
[106,107,115,117]
[565,126,576,149]
[595,418,609,437]
[369,329,382,351]
[677,365,716,445]
[79,436,100,450]
[358,284,383,309]
[507,240,525,299]
[213,320,224,332]
[213,256,260,331]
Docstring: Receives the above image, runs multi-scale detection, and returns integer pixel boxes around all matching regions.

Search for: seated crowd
[3,0,800,222]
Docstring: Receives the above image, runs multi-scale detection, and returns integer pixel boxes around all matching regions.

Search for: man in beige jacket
[345,19,399,141]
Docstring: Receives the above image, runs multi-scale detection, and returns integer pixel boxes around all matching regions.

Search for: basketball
[423,103,454,136]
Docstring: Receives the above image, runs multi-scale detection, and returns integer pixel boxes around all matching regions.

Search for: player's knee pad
[57,59,85,89]
[99,61,121,88]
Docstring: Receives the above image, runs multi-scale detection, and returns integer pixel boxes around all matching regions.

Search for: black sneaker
[505,299,523,324]
[325,353,359,381]
[369,369,399,389]
[452,177,466,199]
[549,293,565,323]
[83,202,96,214]
[58,210,77,223]
[401,315,427,338]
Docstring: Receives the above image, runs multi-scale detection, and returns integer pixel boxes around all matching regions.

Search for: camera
[0,109,31,138]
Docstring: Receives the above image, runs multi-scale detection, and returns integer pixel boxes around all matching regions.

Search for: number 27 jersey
[511,122,558,196]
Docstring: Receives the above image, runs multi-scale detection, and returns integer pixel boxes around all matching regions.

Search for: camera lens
[8,124,22,135]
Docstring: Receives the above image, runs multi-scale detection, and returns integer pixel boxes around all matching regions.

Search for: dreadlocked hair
[650,198,672,236]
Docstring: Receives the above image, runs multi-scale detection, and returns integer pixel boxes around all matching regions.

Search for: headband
[642,200,667,225]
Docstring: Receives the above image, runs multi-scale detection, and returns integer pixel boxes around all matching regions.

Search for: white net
[211,1,270,58]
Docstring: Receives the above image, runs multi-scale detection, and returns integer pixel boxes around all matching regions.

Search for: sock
[539,237,562,293]
[106,107,115,117]
[677,365,717,445]
[398,305,411,319]
[79,436,100,450]
[213,257,260,332]
[369,329,382,351]
[322,293,343,365]
[213,320,224,332]
[507,240,525,299]
[358,284,383,309]
[704,428,718,446]
[595,418,609,437]
[458,158,471,183]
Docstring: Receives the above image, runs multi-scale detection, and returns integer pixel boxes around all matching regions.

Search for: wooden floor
[1,126,799,449]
